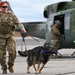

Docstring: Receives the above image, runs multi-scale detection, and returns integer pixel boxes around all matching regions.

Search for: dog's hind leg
[27,65,30,73]
[33,64,37,71]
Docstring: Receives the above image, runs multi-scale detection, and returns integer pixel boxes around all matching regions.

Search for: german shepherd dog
[18,43,57,74]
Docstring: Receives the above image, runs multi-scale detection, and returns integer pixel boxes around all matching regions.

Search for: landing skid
[58,51,75,58]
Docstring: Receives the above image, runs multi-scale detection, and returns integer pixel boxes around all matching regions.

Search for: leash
[27,32,41,43]
[21,32,41,43]
[20,32,41,51]
[28,34,41,43]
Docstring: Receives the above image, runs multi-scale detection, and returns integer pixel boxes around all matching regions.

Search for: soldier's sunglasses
[1,6,8,8]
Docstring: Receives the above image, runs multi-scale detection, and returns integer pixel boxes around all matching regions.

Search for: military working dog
[18,43,57,74]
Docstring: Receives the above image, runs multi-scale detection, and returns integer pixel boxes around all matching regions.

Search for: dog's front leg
[35,63,41,74]
[33,64,40,74]
[27,65,30,73]
[39,63,45,73]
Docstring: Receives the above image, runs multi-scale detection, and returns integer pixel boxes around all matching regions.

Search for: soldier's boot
[8,63,14,73]
[8,66,14,73]
[2,70,7,74]
[2,65,7,74]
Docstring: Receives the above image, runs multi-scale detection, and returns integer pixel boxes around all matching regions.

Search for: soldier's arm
[13,14,26,32]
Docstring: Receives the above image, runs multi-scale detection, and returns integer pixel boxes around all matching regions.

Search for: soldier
[51,20,62,58]
[0,1,26,74]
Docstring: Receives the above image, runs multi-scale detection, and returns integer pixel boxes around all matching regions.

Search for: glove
[21,32,27,38]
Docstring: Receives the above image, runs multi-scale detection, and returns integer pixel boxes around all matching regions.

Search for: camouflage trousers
[51,39,60,50]
[0,36,16,69]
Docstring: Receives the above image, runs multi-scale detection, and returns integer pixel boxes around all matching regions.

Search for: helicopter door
[54,14,65,37]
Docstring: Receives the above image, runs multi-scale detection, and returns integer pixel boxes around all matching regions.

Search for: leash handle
[21,37,27,51]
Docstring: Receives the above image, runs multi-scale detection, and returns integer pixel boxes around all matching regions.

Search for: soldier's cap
[55,20,62,25]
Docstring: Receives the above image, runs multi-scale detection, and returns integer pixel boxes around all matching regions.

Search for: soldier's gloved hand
[21,30,27,38]
[21,32,27,38]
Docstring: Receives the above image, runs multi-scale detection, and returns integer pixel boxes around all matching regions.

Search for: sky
[2,0,71,22]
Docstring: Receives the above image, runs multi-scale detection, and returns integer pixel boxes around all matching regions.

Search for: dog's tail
[18,50,28,57]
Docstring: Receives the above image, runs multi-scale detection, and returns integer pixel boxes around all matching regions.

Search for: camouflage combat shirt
[51,25,61,40]
[0,11,25,38]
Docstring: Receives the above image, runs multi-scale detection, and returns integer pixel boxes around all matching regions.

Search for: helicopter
[21,0,75,49]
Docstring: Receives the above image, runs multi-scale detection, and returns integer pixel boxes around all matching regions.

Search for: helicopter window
[57,2,67,11]
[65,13,70,29]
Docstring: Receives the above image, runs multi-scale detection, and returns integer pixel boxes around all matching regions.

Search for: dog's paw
[35,72,39,74]
[35,70,40,74]
[27,72,30,73]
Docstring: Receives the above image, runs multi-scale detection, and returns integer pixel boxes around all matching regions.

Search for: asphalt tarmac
[0,37,75,75]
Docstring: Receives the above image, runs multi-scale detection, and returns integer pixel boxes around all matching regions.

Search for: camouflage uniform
[51,24,61,51]
[0,11,25,70]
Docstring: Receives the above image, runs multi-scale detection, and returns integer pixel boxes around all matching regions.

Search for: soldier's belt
[0,24,14,34]
[0,28,13,34]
